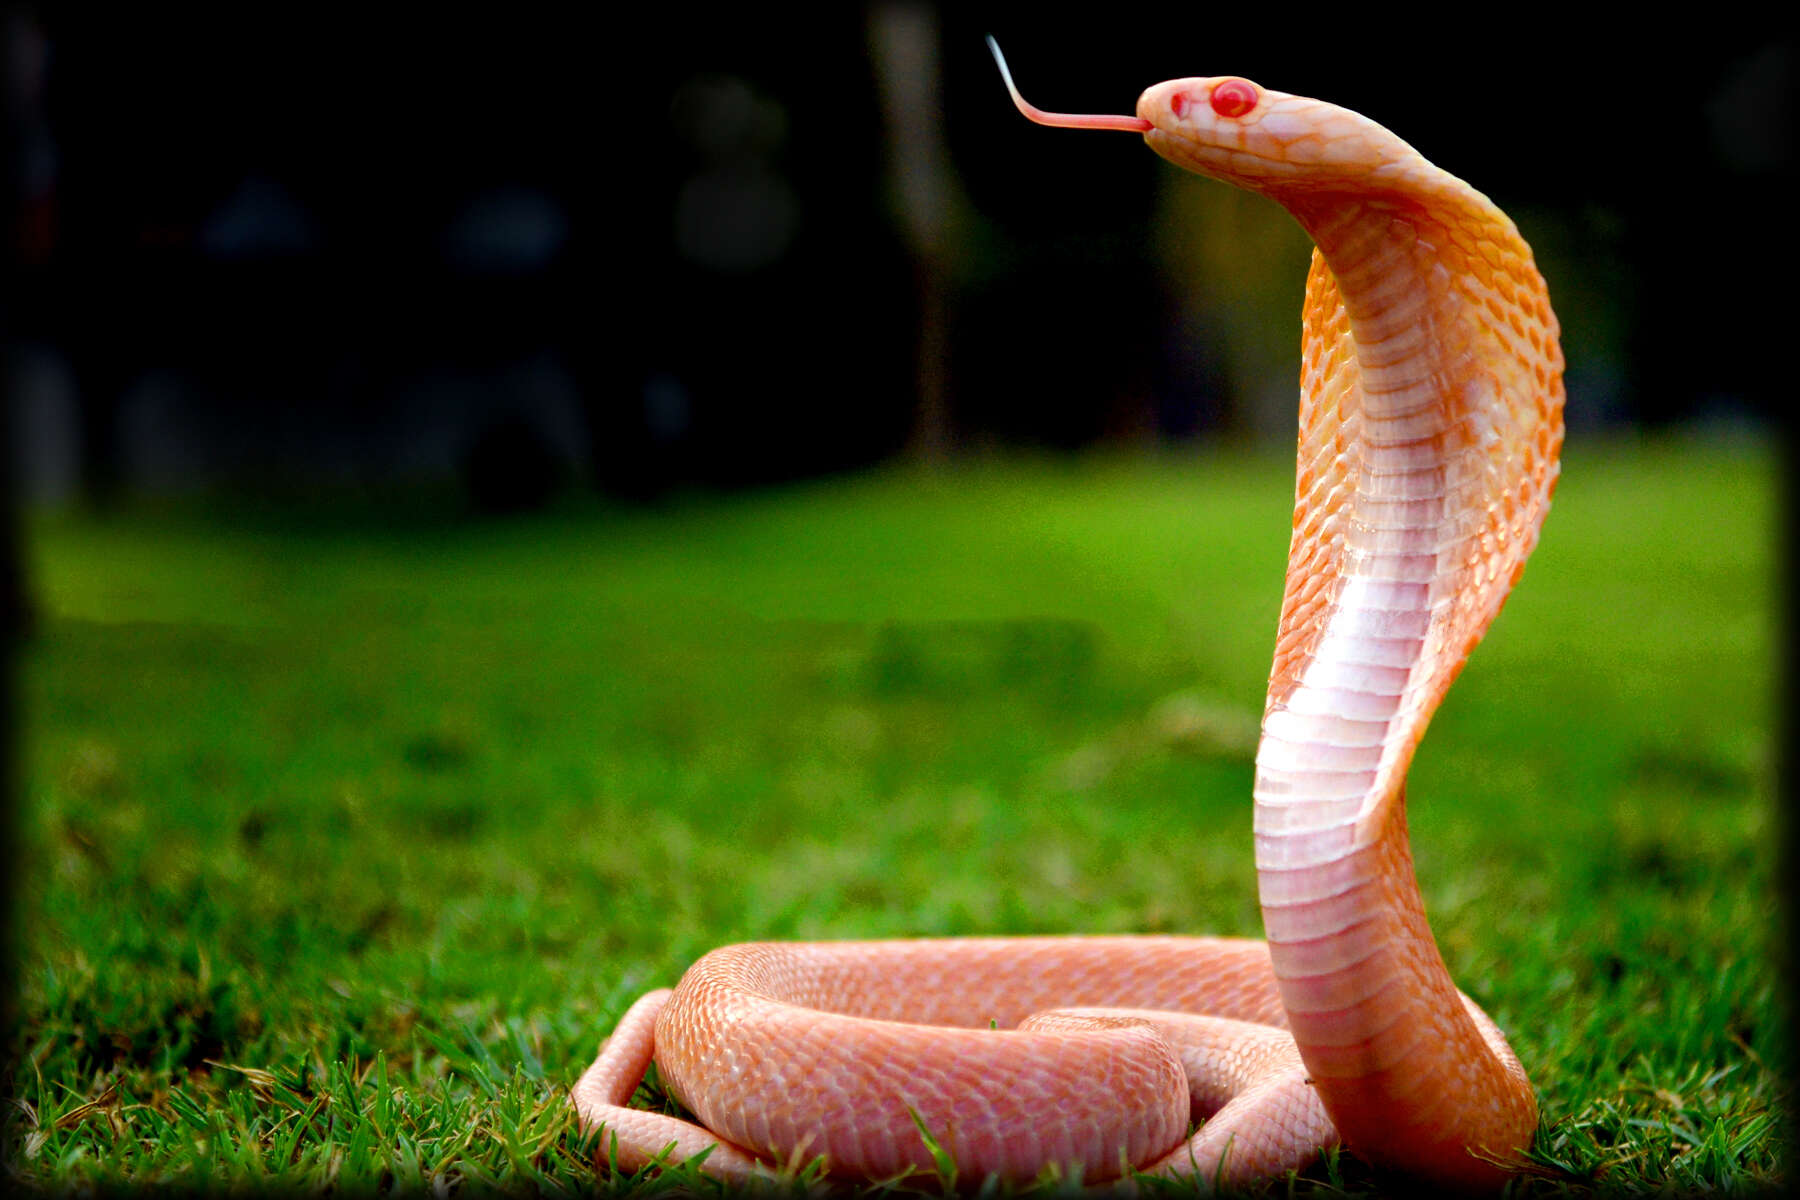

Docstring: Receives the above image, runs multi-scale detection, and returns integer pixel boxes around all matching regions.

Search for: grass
[5,436,1785,1195]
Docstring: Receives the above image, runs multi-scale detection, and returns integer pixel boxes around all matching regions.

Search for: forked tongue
[987,37,1153,133]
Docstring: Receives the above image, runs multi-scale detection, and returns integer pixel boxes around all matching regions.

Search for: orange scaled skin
[572,66,1562,1193]
[1135,72,1561,1189]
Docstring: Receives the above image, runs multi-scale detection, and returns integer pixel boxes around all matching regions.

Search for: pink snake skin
[572,43,1563,1191]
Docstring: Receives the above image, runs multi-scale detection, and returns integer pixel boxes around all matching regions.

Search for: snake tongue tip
[987,36,1152,134]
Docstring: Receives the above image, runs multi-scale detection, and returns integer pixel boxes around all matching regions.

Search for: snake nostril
[1171,91,1191,119]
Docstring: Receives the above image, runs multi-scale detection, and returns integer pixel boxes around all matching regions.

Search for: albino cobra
[574,40,1563,1191]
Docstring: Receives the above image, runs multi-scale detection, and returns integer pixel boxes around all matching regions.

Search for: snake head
[1136,77,1425,197]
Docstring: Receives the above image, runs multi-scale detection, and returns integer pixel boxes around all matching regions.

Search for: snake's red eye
[1209,79,1259,118]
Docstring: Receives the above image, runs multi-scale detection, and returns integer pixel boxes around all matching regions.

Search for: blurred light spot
[443,185,568,273]
[668,72,798,272]
[1708,44,1790,174]
[674,165,797,272]
[10,342,79,504]
[669,74,788,158]
[201,175,321,258]
[643,372,691,442]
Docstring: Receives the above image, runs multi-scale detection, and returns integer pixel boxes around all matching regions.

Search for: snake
[572,39,1563,1191]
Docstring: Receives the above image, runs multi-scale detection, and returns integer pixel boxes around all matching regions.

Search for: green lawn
[6,437,1784,1194]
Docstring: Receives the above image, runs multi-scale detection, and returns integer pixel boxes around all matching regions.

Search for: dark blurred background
[4,7,1790,517]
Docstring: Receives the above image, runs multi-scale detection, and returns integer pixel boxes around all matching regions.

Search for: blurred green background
[10,439,1782,1190]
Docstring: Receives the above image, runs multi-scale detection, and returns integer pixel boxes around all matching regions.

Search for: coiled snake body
[574,44,1563,1191]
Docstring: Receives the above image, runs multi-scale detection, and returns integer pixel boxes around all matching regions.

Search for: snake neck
[1252,189,1560,1187]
